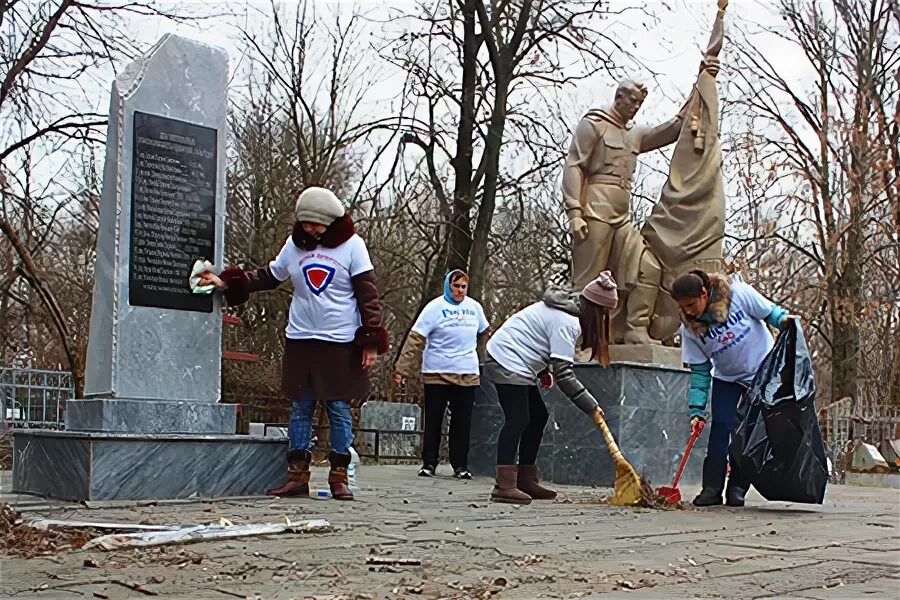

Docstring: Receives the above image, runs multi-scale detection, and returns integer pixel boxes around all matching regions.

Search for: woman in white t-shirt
[673,269,796,508]
[200,187,389,502]
[483,272,617,504]
[394,270,490,479]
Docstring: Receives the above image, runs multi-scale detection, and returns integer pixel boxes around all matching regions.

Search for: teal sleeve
[765,305,788,328]
[688,360,712,420]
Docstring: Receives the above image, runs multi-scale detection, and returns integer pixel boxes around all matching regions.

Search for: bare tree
[0,149,99,395]
[223,1,392,413]
[729,0,899,406]
[378,0,641,302]
[0,1,198,384]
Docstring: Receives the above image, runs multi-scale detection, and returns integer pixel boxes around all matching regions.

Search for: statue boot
[622,251,662,345]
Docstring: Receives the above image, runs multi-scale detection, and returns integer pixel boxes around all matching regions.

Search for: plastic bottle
[348,446,360,492]
[311,489,331,500]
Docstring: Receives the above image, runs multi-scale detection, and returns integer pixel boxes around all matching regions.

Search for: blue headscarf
[443,269,467,305]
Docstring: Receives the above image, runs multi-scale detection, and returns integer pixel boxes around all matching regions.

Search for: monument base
[608,344,682,367]
[469,361,707,488]
[12,429,286,501]
[66,399,237,434]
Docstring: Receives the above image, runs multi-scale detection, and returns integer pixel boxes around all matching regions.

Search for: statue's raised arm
[640,0,729,326]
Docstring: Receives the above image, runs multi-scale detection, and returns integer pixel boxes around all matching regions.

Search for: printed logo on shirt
[701,309,751,357]
[302,263,336,296]
[439,307,478,328]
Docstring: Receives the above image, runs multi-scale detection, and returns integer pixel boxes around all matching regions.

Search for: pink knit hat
[582,270,618,309]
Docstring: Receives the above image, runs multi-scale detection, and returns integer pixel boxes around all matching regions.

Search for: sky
[124,0,810,122]
[10,0,821,228]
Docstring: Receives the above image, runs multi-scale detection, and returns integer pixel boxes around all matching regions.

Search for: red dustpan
[657,420,705,504]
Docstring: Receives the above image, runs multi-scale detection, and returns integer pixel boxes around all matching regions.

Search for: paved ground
[1,466,898,599]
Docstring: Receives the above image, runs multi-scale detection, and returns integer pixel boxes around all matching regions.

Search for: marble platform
[12,430,286,501]
[66,399,236,434]
[608,344,682,368]
[469,362,708,487]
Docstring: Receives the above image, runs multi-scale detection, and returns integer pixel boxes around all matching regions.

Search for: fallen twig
[15,579,159,596]
[302,564,344,580]
[365,556,421,566]
[203,588,248,599]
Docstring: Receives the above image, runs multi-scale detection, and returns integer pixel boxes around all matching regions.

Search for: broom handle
[594,413,625,462]
[672,421,705,488]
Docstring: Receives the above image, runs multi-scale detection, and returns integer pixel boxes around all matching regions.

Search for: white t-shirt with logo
[412,296,490,375]
[487,301,581,379]
[681,281,776,384]
[268,234,374,342]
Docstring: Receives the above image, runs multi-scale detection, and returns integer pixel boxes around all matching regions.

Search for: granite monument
[12,35,285,501]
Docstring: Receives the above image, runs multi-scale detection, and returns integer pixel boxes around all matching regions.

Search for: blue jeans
[708,378,746,460]
[288,389,353,454]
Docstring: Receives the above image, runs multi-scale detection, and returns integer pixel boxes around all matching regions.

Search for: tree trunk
[467,78,509,302]
[889,340,900,406]
[420,0,480,303]
[829,280,860,408]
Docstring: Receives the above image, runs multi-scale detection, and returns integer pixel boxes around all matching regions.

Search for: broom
[592,411,642,506]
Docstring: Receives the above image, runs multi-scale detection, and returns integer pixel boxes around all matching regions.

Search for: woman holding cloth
[484,271,618,504]
[394,270,490,479]
[672,269,796,507]
[200,187,389,501]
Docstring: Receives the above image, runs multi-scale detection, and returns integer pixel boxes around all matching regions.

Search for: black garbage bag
[729,319,828,503]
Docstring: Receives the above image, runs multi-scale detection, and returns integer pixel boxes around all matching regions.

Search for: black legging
[495,384,548,465]
[421,384,475,470]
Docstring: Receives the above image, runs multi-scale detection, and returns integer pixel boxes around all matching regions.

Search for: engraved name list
[129,111,217,312]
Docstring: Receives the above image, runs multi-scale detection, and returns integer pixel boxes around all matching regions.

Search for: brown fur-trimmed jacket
[217,214,388,406]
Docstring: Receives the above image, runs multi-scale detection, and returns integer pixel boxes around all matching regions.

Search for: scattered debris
[513,554,544,567]
[84,518,332,550]
[617,578,654,590]
[1,503,100,558]
[19,578,162,596]
[366,556,421,566]
[30,518,180,532]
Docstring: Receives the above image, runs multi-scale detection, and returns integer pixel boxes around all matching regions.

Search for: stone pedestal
[608,344,682,368]
[65,399,236,434]
[469,362,708,487]
[12,431,285,501]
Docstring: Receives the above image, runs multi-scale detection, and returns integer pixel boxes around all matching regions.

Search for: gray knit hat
[295,187,345,225]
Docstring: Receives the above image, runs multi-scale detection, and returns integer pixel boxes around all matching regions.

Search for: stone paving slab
[1,466,898,599]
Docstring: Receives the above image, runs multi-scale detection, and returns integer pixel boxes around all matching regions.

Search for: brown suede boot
[267,449,311,497]
[328,451,354,501]
[490,465,532,504]
[517,464,557,500]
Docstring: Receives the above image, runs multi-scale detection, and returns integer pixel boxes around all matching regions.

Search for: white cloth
[188,259,216,294]
[268,234,374,342]
[412,296,489,375]
[681,281,776,384]
[486,301,581,380]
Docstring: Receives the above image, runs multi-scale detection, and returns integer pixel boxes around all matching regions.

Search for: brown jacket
[219,215,388,406]
[394,331,481,387]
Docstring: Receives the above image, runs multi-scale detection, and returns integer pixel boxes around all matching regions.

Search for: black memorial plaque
[129,111,217,312]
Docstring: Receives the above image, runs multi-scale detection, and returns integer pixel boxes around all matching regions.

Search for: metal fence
[0,368,74,429]
[256,423,429,461]
[819,398,900,483]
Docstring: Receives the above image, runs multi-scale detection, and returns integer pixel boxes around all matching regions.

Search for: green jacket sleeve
[765,305,788,328]
[688,360,712,420]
